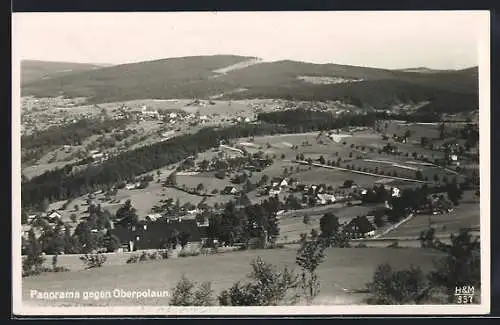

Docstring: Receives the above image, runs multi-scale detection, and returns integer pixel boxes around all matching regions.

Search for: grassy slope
[22,247,445,306]
[21,60,108,85]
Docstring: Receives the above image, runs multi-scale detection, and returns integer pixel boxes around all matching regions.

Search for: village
[21,115,479,259]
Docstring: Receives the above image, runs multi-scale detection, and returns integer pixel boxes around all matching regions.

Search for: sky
[13,11,489,70]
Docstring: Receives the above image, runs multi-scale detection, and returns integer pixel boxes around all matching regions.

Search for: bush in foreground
[218,257,299,306]
[365,263,432,304]
[429,228,480,302]
[366,229,480,305]
[169,275,215,306]
[80,253,107,269]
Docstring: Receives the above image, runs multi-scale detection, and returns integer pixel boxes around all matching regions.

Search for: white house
[222,186,239,195]
[92,152,105,160]
[187,208,202,215]
[364,230,376,237]
[317,193,336,205]
[279,178,289,188]
[125,183,140,190]
[27,214,37,223]
[145,214,162,222]
[47,211,62,222]
[391,187,401,198]
[169,112,178,119]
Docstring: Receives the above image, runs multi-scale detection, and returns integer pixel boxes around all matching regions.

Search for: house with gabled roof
[222,186,239,195]
[110,219,203,252]
[145,214,163,222]
[316,193,336,205]
[46,211,62,223]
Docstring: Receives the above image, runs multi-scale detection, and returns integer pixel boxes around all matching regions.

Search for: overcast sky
[13,11,489,70]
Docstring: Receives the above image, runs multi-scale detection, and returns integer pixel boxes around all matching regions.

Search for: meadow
[22,247,445,307]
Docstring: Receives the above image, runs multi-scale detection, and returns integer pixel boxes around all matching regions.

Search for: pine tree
[23,229,45,275]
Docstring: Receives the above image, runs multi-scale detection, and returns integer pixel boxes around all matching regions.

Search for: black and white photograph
[12,11,490,315]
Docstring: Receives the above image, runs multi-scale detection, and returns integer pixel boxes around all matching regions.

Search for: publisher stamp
[454,286,475,304]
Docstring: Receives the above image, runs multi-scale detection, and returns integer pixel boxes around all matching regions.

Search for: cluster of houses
[415,194,454,215]
[21,203,211,254]
[257,177,342,206]
[110,216,208,252]
[21,210,65,241]
[21,97,104,135]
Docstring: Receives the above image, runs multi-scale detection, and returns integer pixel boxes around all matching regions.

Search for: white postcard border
[11,10,491,316]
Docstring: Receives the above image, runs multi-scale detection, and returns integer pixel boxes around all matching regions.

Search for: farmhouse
[92,152,105,160]
[145,214,162,222]
[109,227,138,252]
[380,184,401,198]
[222,186,239,195]
[316,193,336,205]
[186,208,202,215]
[27,214,37,224]
[139,219,202,250]
[125,182,141,190]
[111,219,203,252]
[450,154,460,166]
[343,217,376,239]
[46,211,62,223]
[270,177,288,188]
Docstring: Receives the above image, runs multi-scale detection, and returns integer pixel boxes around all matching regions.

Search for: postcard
[12,10,490,316]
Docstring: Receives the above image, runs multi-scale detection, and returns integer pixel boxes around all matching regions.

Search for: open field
[384,121,441,140]
[346,158,456,181]
[291,167,385,188]
[22,247,445,306]
[176,173,234,193]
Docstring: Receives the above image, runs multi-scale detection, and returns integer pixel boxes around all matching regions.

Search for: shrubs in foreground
[169,275,215,306]
[22,253,69,277]
[80,253,107,269]
[365,228,480,304]
[365,263,433,304]
[126,250,169,263]
[218,257,300,306]
[169,233,327,306]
